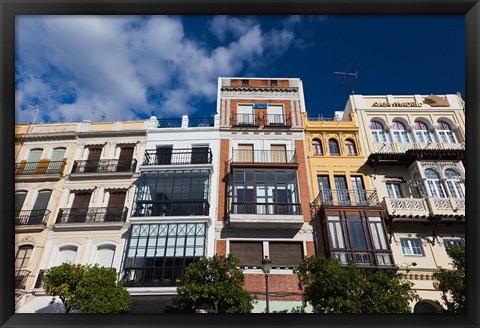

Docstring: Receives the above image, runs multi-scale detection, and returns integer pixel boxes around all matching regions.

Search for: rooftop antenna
[27,104,39,124]
[100,113,106,121]
[334,68,358,95]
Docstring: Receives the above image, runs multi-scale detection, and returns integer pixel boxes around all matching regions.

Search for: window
[351,176,367,204]
[229,241,303,269]
[271,80,277,87]
[370,121,389,143]
[29,190,52,225]
[444,169,464,198]
[400,239,423,256]
[229,241,263,268]
[84,146,102,172]
[95,245,116,268]
[312,139,323,156]
[242,79,249,87]
[270,144,286,163]
[269,242,303,268]
[237,144,254,162]
[392,120,412,143]
[15,191,28,214]
[56,246,78,265]
[328,139,340,156]
[117,146,134,171]
[15,245,33,272]
[386,183,403,198]
[24,149,43,174]
[334,176,349,204]
[191,146,210,164]
[266,105,285,125]
[326,215,391,267]
[443,240,463,251]
[232,169,299,215]
[317,175,333,204]
[424,169,447,198]
[414,121,435,143]
[156,146,173,165]
[123,223,206,287]
[345,140,357,156]
[48,147,66,173]
[437,121,457,144]
[236,104,254,125]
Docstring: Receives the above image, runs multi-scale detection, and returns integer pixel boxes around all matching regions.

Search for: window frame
[370,121,389,143]
[414,121,435,143]
[312,139,323,156]
[400,239,424,256]
[437,121,457,144]
[392,120,412,144]
[345,139,357,156]
[328,139,340,156]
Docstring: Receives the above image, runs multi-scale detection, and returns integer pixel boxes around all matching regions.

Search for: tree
[433,244,465,313]
[168,255,255,313]
[294,256,418,313]
[42,263,131,313]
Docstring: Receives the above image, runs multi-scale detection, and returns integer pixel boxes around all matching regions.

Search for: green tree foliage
[168,255,255,313]
[42,263,131,313]
[294,256,419,313]
[433,244,465,313]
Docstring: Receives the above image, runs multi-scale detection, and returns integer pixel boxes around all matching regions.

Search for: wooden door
[84,148,102,172]
[70,192,92,222]
[117,147,134,172]
[105,191,126,221]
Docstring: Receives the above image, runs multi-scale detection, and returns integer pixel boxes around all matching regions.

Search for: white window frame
[414,121,435,143]
[386,182,403,198]
[437,121,457,144]
[370,121,389,143]
[424,169,447,198]
[392,121,412,144]
[400,239,424,256]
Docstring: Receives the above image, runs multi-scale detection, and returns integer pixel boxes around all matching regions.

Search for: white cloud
[15,15,312,123]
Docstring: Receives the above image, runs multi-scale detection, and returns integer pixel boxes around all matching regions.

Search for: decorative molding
[77,130,146,138]
[19,235,37,245]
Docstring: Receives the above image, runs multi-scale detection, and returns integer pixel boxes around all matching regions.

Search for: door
[270,145,286,163]
[70,192,92,223]
[351,176,367,205]
[237,144,253,163]
[84,147,102,173]
[156,146,173,165]
[317,176,333,204]
[48,148,66,173]
[334,176,349,205]
[105,191,126,222]
[191,146,209,164]
[29,190,51,225]
[267,105,284,125]
[117,147,134,172]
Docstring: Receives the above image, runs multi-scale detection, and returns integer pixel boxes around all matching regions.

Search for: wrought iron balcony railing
[330,249,395,268]
[15,160,66,175]
[15,209,50,226]
[56,207,128,224]
[311,189,380,211]
[142,148,213,166]
[122,267,185,287]
[132,200,210,217]
[71,159,137,173]
[231,149,297,164]
[230,113,292,127]
[231,202,302,215]
[15,270,31,289]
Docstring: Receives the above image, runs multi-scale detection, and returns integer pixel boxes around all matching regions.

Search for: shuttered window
[15,245,33,271]
[269,242,303,268]
[15,192,28,213]
[56,246,78,265]
[229,241,263,268]
[27,149,43,163]
[29,190,52,224]
[95,245,116,268]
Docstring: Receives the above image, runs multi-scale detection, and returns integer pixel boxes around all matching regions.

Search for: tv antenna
[100,113,106,121]
[334,69,358,95]
[27,104,40,124]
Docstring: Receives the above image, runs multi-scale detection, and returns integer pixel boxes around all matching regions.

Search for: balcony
[141,149,213,166]
[382,197,429,220]
[426,197,465,218]
[372,142,465,154]
[312,189,380,211]
[55,207,128,230]
[15,210,50,231]
[132,200,210,217]
[330,249,395,268]
[15,270,31,290]
[382,197,465,221]
[70,159,137,178]
[231,149,297,165]
[230,113,292,127]
[229,202,304,229]
[15,160,66,181]
[122,267,185,287]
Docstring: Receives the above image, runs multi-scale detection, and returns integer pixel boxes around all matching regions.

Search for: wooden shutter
[85,147,102,172]
[29,191,52,224]
[15,192,28,213]
[229,241,263,268]
[106,191,126,221]
[269,242,303,268]
[118,147,134,172]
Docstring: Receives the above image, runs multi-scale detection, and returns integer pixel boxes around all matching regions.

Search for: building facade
[343,94,465,312]
[215,77,315,313]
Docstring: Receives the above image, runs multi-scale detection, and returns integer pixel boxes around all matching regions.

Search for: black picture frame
[1,1,478,328]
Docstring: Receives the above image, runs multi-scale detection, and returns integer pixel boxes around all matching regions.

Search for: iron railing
[188,117,214,127]
[132,200,210,217]
[15,209,50,226]
[330,249,395,268]
[142,148,213,165]
[307,116,350,122]
[231,149,297,164]
[311,189,380,210]
[15,270,31,289]
[56,207,128,224]
[122,267,186,287]
[231,202,302,215]
[230,113,292,127]
[71,159,137,173]
[15,160,65,175]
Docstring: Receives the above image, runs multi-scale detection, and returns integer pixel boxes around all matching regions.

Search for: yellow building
[303,111,394,268]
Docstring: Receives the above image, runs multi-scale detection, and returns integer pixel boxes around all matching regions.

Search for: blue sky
[15,15,465,124]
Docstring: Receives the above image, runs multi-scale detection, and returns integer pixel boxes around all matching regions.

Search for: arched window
[444,169,464,198]
[56,245,78,265]
[15,245,33,272]
[414,121,435,143]
[392,120,412,143]
[312,139,323,156]
[15,191,28,213]
[438,121,457,144]
[328,139,340,156]
[345,139,357,156]
[370,121,389,143]
[424,169,447,198]
[95,245,116,268]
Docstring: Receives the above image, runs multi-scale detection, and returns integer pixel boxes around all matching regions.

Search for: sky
[15,15,465,124]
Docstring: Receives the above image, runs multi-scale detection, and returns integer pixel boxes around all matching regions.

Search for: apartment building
[343,94,465,312]
[215,77,315,313]
[15,120,148,312]
[304,111,395,270]
[120,115,220,312]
